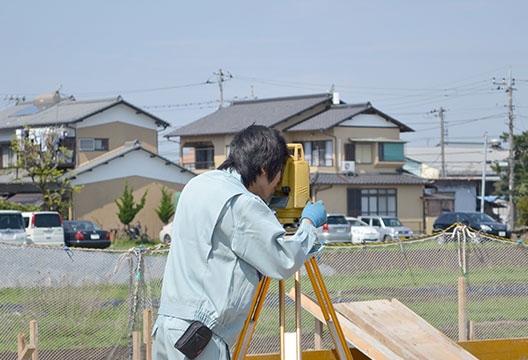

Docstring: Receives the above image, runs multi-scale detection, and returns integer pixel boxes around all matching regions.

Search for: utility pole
[213,69,232,109]
[493,69,516,229]
[431,107,446,177]
[481,132,488,213]
[439,107,446,178]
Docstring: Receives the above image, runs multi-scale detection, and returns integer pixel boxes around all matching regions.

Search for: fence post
[29,320,38,360]
[17,320,37,360]
[143,309,152,360]
[17,333,25,360]
[132,331,141,360]
[17,333,35,360]
[458,276,467,341]
[469,320,475,341]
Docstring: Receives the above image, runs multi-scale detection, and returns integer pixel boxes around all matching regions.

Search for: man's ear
[259,167,267,177]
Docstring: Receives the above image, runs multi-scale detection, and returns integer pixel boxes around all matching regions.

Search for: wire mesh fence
[1,225,527,359]
[0,243,167,360]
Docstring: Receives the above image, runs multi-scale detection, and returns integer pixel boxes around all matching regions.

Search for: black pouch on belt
[174,321,213,359]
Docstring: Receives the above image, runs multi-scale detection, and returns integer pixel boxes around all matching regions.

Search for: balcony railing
[182,161,215,171]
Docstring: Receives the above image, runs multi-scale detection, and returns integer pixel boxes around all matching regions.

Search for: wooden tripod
[232,257,353,360]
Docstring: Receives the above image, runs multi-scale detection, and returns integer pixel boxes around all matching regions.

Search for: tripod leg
[233,277,271,360]
[305,258,353,360]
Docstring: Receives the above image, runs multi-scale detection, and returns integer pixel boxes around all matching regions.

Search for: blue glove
[301,200,327,228]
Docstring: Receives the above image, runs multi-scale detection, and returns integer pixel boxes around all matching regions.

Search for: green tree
[115,179,147,229]
[10,125,82,212]
[517,196,528,226]
[0,199,40,212]
[155,186,174,225]
[492,131,528,203]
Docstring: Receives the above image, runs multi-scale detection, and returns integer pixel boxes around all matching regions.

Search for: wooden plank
[337,299,478,360]
[132,331,141,360]
[458,338,528,360]
[17,334,35,360]
[287,289,401,360]
[390,299,477,359]
[246,348,371,360]
[336,301,424,360]
[143,309,152,360]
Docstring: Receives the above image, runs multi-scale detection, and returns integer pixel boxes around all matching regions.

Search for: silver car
[358,216,413,242]
[0,210,27,243]
[316,214,352,243]
[346,217,381,244]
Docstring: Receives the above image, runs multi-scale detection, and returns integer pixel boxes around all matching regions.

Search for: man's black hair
[218,125,289,188]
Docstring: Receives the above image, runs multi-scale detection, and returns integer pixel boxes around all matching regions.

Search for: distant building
[405,141,508,225]
[167,92,430,232]
[0,91,195,237]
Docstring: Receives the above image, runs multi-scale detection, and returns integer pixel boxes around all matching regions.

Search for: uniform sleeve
[229,195,318,280]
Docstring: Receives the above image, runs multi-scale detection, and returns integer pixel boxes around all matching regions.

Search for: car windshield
[348,219,367,226]
[327,216,348,225]
[70,221,101,231]
[382,217,403,227]
[466,213,496,223]
[0,214,24,230]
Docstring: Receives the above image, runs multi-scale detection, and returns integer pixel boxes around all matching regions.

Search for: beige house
[68,140,194,237]
[167,93,430,233]
[0,91,195,237]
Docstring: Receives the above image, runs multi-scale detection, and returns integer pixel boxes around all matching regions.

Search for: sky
[1,1,527,161]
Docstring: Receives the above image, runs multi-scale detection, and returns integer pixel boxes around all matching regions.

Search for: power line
[143,100,219,109]
[75,81,210,96]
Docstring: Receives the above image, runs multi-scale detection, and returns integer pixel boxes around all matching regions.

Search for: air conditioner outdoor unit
[340,160,355,173]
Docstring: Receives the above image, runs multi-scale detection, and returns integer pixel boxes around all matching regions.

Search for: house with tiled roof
[167,92,430,233]
[0,91,195,237]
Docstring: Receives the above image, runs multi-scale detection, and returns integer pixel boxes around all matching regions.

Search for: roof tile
[168,93,332,137]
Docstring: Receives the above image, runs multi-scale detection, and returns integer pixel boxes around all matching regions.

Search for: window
[302,140,333,166]
[79,138,109,151]
[344,143,372,164]
[33,213,61,228]
[79,138,94,151]
[195,146,214,169]
[0,214,24,230]
[356,143,372,163]
[347,188,397,217]
[0,144,17,168]
[378,142,404,161]
[327,215,348,225]
[94,138,109,151]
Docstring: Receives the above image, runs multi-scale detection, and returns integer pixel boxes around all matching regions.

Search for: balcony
[182,161,215,171]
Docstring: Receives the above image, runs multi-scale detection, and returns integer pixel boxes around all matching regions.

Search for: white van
[0,210,27,243]
[22,211,65,246]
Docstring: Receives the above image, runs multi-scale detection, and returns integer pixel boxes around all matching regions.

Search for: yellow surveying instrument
[269,143,311,229]
[233,144,353,360]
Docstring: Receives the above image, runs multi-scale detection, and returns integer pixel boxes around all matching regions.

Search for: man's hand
[300,200,327,228]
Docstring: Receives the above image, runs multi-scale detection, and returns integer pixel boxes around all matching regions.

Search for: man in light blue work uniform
[152,125,327,359]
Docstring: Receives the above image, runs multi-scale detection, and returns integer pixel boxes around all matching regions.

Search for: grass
[0,284,132,351]
[109,236,161,250]
[262,265,527,296]
[322,236,525,252]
